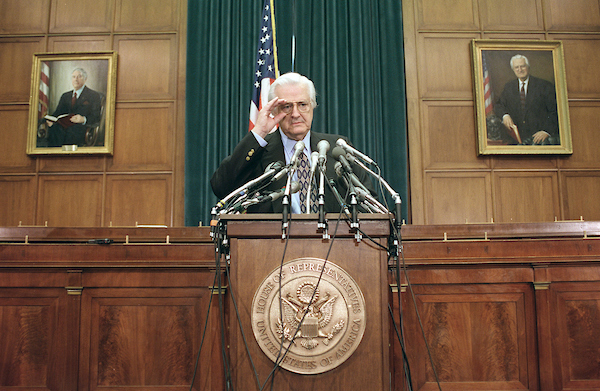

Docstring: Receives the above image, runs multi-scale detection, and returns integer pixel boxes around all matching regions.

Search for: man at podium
[211,72,375,214]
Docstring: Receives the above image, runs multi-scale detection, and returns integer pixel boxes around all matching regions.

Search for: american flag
[482,53,493,115]
[39,61,50,119]
[249,0,279,131]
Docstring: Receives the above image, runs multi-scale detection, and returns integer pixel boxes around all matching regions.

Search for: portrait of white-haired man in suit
[494,54,559,145]
[45,67,103,147]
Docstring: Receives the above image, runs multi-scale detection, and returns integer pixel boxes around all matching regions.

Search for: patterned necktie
[520,83,526,110]
[71,91,77,108]
[297,152,318,213]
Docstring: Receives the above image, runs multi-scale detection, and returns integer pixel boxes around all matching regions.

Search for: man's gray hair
[510,54,530,69]
[72,67,88,80]
[268,72,317,108]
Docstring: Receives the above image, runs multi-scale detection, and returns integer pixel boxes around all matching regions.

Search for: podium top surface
[0,216,599,243]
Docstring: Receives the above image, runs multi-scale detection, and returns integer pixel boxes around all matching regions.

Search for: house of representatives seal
[251,257,366,375]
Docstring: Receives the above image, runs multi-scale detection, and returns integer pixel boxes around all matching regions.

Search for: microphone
[336,138,375,165]
[305,151,319,214]
[334,161,346,182]
[355,187,388,213]
[251,160,284,186]
[332,147,369,192]
[289,140,305,168]
[317,139,330,165]
[345,152,402,222]
[282,142,303,236]
[230,182,300,213]
[260,181,300,204]
[214,161,284,210]
[328,178,349,214]
[346,153,398,198]
[309,151,319,176]
[334,161,359,229]
[331,146,354,174]
[318,165,327,230]
[271,164,291,182]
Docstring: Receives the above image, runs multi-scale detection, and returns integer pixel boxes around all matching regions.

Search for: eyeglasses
[279,101,311,114]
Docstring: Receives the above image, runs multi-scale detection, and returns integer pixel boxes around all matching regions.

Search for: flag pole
[291,0,296,72]
[270,0,279,77]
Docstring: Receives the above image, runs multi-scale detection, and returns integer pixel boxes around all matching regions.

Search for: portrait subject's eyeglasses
[279,101,311,114]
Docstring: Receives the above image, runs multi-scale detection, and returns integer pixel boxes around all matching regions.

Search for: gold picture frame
[26,51,117,155]
[471,40,572,155]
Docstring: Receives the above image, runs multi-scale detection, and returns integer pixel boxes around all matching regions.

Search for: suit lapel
[262,132,287,200]
[263,132,285,168]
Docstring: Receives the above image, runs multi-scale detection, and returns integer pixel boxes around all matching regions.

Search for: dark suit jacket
[210,131,375,213]
[494,75,559,143]
[48,85,103,146]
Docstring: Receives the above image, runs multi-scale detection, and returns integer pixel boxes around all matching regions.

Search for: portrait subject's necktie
[71,91,77,108]
[520,83,526,110]
[297,152,318,213]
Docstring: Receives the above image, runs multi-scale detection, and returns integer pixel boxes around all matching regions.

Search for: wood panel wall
[0,0,186,227]
[392,231,600,391]
[0,228,224,391]
[403,0,600,224]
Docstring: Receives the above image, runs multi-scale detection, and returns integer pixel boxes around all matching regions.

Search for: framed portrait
[471,40,572,155]
[26,51,117,155]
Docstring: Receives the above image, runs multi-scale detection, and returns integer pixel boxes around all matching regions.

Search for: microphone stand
[345,174,361,242]
[210,206,218,240]
[281,167,296,240]
[348,154,403,228]
[328,179,349,215]
[317,167,329,239]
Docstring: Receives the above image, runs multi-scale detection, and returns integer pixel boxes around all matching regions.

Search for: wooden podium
[222,214,392,390]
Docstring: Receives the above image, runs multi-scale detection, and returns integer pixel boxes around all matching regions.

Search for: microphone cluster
[209,136,403,250]
[214,160,297,215]
[212,137,400,221]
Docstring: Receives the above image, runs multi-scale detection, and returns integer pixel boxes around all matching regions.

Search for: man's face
[71,70,86,90]
[274,84,313,141]
[512,58,529,81]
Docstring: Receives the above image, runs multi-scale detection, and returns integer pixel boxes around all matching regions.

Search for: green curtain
[185,0,408,226]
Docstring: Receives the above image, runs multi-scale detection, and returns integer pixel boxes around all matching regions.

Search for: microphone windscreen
[318,139,330,153]
[267,160,284,172]
[336,138,348,148]
[331,146,346,160]
[290,181,300,194]
[311,151,319,162]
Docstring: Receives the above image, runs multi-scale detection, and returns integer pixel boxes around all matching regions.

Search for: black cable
[263,212,345,390]
[382,198,442,390]
[261,171,347,390]
[324,170,389,252]
[215,222,233,390]
[188,249,219,391]
[356,163,441,390]
[265,206,292,391]
[395,241,442,391]
[393,252,412,391]
[224,250,262,388]
[388,303,414,391]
